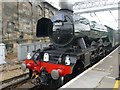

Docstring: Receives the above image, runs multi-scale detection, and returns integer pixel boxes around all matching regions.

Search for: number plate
[54,22,62,26]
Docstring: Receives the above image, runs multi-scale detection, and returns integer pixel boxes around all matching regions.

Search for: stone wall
[1,1,58,54]
[0,0,2,42]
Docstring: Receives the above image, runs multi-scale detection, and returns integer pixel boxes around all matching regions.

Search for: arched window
[19,2,32,33]
[36,5,43,18]
[49,11,54,18]
[45,8,49,18]
[7,22,15,33]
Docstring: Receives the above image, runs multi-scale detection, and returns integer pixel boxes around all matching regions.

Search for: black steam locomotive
[22,8,114,87]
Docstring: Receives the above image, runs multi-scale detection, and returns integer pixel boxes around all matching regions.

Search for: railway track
[1,73,29,90]
[1,73,43,90]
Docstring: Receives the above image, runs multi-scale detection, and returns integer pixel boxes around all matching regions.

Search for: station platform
[60,46,120,89]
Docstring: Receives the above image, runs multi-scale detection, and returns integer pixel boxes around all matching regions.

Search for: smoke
[59,0,73,11]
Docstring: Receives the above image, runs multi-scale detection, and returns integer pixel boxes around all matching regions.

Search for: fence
[18,42,50,60]
[0,43,6,64]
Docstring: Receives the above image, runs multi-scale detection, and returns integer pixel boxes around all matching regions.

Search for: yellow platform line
[113,80,120,90]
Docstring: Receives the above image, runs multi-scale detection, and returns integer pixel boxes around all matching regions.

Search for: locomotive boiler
[21,6,113,87]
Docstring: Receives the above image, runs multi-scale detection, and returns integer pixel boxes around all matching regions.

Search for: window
[45,8,49,18]
[36,5,42,18]
[7,22,15,33]
[49,11,54,18]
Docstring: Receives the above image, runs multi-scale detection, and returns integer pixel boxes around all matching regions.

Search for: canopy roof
[47,0,119,30]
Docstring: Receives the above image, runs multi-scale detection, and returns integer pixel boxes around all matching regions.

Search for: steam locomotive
[21,8,115,87]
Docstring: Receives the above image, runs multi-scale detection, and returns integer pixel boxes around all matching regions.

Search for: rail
[1,73,29,90]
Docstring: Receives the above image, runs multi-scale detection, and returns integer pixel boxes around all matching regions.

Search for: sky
[46,0,118,30]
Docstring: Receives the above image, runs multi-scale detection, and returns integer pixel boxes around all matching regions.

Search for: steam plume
[59,0,73,11]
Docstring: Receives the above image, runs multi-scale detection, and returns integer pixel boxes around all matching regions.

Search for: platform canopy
[47,0,119,30]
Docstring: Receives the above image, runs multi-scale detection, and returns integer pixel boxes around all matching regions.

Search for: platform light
[65,55,71,65]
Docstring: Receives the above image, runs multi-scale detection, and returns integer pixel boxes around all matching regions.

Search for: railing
[17,42,50,60]
[0,43,6,64]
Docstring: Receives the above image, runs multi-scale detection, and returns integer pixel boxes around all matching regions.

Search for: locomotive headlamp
[43,53,49,62]
[65,55,71,65]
